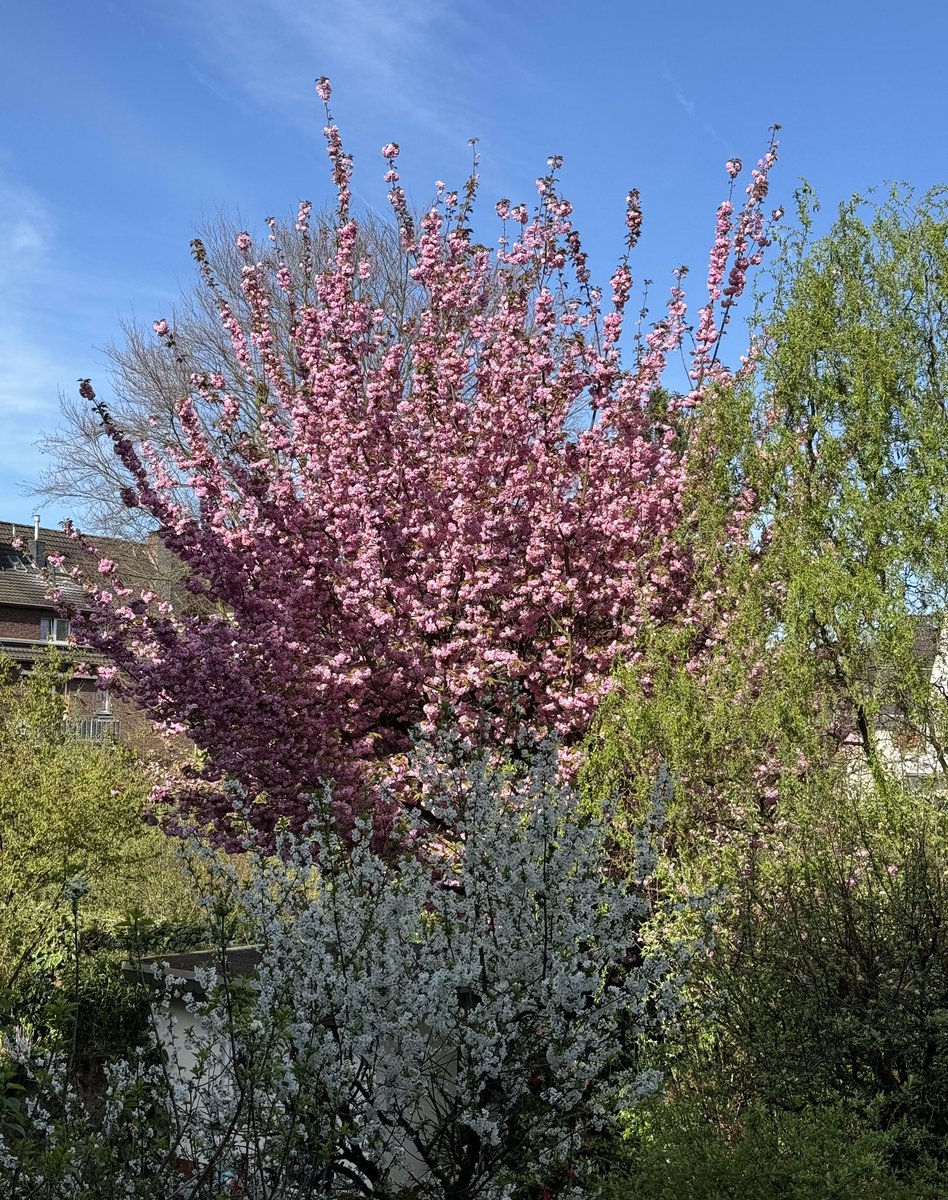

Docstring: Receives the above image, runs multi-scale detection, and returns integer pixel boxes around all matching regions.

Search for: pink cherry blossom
[71,97,779,845]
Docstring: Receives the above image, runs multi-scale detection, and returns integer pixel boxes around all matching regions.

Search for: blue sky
[2,0,946,530]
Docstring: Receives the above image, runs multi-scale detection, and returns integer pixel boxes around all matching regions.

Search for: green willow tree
[585,183,948,849]
[758,184,948,771]
[585,185,948,1188]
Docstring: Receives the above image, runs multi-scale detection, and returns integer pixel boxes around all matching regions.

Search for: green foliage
[601,1097,948,1200]
[585,185,948,858]
[5,953,151,1062]
[760,184,948,600]
[604,782,948,1193]
[0,653,208,1069]
[677,784,948,1152]
[0,655,196,983]
[752,183,948,776]
[584,185,948,1193]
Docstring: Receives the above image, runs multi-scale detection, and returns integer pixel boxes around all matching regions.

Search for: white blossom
[0,733,697,1198]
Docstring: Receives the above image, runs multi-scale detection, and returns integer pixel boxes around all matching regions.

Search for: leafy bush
[0,654,199,981]
[601,1097,948,1200]
[707,786,948,1141]
[620,775,948,1193]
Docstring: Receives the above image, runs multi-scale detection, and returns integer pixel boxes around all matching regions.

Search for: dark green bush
[1,944,151,1065]
[601,1097,948,1200]
[702,788,948,1151]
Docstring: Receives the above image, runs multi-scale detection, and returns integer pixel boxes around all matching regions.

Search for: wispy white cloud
[0,174,137,519]
[8,218,47,257]
[0,323,71,517]
[661,67,733,153]
[0,177,62,467]
[0,178,54,273]
[166,0,492,153]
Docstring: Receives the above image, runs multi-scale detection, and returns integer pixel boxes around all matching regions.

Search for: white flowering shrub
[0,734,695,1199]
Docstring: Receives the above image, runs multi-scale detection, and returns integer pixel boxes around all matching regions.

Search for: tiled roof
[0,520,186,612]
[0,533,87,609]
[0,564,76,609]
[875,615,945,730]
[913,616,943,682]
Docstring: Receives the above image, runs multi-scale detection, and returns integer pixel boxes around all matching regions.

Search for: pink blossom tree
[69,82,779,841]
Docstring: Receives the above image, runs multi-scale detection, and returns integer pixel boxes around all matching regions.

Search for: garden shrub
[0,653,219,1084]
[601,1096,948,1200]
[714,784,948,1139]
[628,775,948,1188]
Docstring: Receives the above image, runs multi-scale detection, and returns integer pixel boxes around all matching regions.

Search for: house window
[94,688,112,715]
[40,617,71,642]
[0,547,28,570]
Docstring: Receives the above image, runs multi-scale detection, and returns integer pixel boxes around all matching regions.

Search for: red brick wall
[0,604,51,640]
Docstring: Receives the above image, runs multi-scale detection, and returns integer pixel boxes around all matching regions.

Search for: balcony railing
[64,716,121,743]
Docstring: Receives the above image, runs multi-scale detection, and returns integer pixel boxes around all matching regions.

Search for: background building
[0,517,175,744]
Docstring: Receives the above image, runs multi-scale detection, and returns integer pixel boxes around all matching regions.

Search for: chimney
[32,514,46,568]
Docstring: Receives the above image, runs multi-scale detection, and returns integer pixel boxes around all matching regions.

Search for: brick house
[0,517,176,744]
